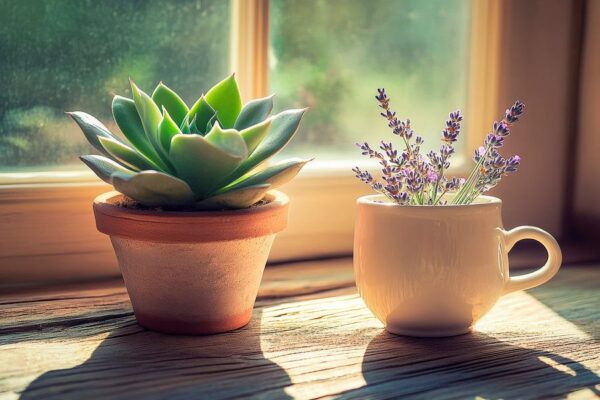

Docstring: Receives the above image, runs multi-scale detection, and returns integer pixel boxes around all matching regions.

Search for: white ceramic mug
[353,194,562,337]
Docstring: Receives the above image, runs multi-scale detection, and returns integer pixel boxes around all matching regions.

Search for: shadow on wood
[19,310,293,400]
[337,331,600,399]
[528,266,600,341]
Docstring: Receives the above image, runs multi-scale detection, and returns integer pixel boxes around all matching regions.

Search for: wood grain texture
[0,172,368,284]
[0,260,598,400]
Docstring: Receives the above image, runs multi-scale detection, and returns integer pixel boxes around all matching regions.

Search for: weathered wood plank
[0,258,354,336]
[0,262,599,400]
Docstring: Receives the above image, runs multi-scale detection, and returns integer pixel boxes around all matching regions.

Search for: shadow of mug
[20,310,293,400]
[337,331,600,399]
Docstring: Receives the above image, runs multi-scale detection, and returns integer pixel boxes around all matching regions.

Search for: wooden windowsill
[1,259,599,399]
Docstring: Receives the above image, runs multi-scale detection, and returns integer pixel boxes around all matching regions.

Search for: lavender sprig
[352,88,524,206]
[376,88,415,159]
[453,100,524,204]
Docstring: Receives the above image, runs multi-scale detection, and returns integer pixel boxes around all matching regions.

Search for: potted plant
[352,89,562,337]
[70,74,310,335]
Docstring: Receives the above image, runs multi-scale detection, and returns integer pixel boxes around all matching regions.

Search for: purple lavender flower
[352,166,374,184]
[403,169,423,193]
[380,141,395,154]
[484,133,504,148]
[375,88,414,140]
[355,142,388,167]
[493,121,510,137]
[381,165,400,176]
[356,141,376,157]
[440,144,454,160]
[505,155,521,172]
[445,177,464,191]
[379,141,402,164]
[427,150,443,171]
[442,110,462,143]
[505,100,525,123]
[449,110,463,122]
[375,88,389,107]
[495,157,507,169]
[425,170,438,183]
[353,88,524,206]
[353,166,387,194]
[372,182,384,191]
[473,146,485,162]
[389,191,410,205]
[381,109,395,120]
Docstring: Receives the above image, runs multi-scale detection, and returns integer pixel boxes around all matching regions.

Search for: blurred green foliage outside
[0,0,229,168]
[271,0,471,158]
[0,0,471,168]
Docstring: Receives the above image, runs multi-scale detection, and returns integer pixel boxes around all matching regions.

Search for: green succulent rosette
[70,74,309,209]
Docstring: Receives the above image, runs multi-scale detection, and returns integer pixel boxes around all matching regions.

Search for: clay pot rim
[94,190,288,221]
[93,190,289,242]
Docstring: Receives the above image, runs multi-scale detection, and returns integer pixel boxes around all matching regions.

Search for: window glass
[0,0,230,169]
[270,0,472,159]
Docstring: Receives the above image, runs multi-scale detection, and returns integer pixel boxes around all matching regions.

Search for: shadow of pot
[19,310,294,399]
[337,331,600,399]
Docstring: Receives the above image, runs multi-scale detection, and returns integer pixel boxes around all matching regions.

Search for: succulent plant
[69,75,310,209]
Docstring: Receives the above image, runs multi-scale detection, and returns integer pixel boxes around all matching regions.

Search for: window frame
[0,0,502,285]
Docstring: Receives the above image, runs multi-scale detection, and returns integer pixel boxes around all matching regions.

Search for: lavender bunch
[352,88,524,206]
[452,100,524,204]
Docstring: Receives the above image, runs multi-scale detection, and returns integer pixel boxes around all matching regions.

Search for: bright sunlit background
[271,0,471,158]
[0,0,471,169]
[0,0,231,169]
[0,0,598,308]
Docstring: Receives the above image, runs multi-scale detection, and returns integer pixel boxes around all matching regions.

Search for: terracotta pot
[93,190,289,335]
[354,194,562,337]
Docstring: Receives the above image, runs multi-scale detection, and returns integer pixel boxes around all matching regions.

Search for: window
[0,0,485,284]
[0,0,473,170]
[270,0,472,160]
[0,0,230,169]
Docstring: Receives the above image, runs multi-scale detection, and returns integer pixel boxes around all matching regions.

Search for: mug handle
[502,226,562,294]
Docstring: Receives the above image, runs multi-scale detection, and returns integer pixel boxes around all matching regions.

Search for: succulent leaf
[189,115,202,135]
[234,95,274,130]
[222,158,310,193]
[205,113,217,133]
[169,133,246,197]
[130,80,166,157]
[112,95,170,170]
[67,111,122,157]
[188,95,216,135]
[180,115,192,134]
[152,82,189,126]
[111,170,196,207]
[98,136,161,171]
[204,123,248,159]
[80,155,135,184]
[159,107,181,151]
[205,74,242,129]
[239,118,272,155]
[228,108,307,182]
[194,184,271,210]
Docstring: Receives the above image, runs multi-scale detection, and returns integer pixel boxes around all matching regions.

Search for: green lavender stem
[453,146,489,204]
